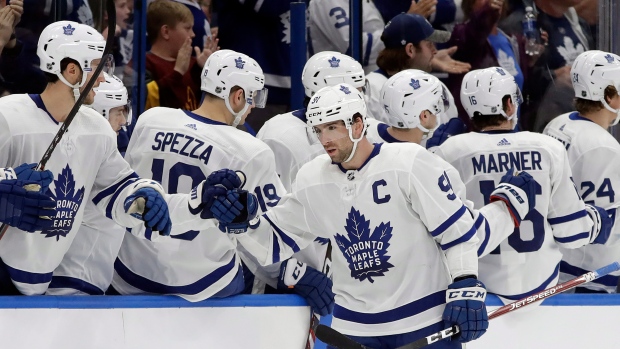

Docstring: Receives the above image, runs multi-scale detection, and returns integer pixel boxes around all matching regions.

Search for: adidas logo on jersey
[185,123,197,130]
[497,138,511,146]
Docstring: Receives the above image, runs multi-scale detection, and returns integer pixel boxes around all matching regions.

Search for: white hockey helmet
[90,73,132,125]
[200,49,267,127]
[37,21,109,96]
[571,50,620,125]
[461,67,522,122]
[302,51,366,97]
[380,69,448,133]
[306,84,367,163]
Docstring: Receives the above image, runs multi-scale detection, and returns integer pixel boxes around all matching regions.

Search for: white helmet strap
[57,73,85,102]
[224,89,250,127]
[343,118,367,163]
[601,97,620,126]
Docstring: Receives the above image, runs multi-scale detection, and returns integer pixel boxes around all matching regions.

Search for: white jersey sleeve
[309,0,385,72]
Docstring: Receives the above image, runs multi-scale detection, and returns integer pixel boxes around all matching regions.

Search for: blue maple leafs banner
[41,164,85,241]
[335,207,394,283]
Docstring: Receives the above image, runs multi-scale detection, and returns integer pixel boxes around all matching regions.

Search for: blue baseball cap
[381,13,451,49]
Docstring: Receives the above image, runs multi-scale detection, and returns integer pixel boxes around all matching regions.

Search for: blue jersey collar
[29,94,58,125]
[377,123,403,143]
[183,110,228,126]
[479,129,517,134]
[335,143,383,173]
[568,111,595,123]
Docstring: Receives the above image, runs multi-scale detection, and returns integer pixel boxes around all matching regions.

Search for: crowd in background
[0,0,604,135]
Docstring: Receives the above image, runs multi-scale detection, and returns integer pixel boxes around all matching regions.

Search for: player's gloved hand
[188,169,243,219]
[490,168,536,227]
[210,188,258,234]
[13,163,54,193]
[277,258,335,316]
[0,179,57,232]
[426,118,468,149]
[585,204,612,245]
[124,179,172,237]
[443,276,488,343]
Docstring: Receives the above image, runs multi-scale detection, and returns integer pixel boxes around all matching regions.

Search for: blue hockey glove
[585,204,612,245]
[277,258,335,316]
[426,118,468,149]
[490,168,537,227]
[13,163,54,193]
[443,277,488,343]
[124,180,172,237]
[0,179,57,232]
[188,169,243,219]
[211,189,258,234]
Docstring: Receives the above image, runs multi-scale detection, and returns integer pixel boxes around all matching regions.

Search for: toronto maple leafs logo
[41,165,85,241]
[63,24,76,36]
[328,56,340,68]
[605,54,615,63]
[280,10,291,44]
[334,207,394,283]
[340,85,351,94]
[235,57,245,69]
[557,36,585,65]
[410,79,421,90]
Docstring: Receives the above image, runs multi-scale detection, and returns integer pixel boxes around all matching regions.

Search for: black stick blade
[315,325,367,349]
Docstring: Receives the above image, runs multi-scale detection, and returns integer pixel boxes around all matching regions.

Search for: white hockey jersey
[47,199,125,295]
[112,107,285,301]
[0,94,149,295]
[434,130,596,300]
[234,142,515,336]
[544,112,620,292]
[309,0,385,73]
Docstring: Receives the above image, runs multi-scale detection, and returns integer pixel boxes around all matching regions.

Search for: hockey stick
[316,261,620,349]
[0,0,116,238]
[306,240,333,348]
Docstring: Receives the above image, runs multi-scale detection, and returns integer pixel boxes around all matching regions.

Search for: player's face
[410,40,437,73]
[79,58,106,104]
[108,106,128,134]
[314,121,354,163]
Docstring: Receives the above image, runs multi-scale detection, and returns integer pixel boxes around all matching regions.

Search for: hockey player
[433,67,611,302]
[210,83,539,348]
[48,73,132,295]
[544,50,620,293]
[111,50,334,314]
[0,21,173,296]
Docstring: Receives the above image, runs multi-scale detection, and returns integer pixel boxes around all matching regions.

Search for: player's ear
[405,43,415,59]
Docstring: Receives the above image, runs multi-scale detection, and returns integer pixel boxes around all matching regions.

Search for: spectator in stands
[374,0,464,32]
[499,0,593,131]
[141,0,217,111]
[172,0,213,51]
[446,0,542,130]
[365,13,468,122]
[0,0,22,57]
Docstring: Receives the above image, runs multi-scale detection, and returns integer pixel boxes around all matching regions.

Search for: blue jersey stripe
[495,263,560,300]
[548,210,587,225]
[4,264,53,285]
[92,172,139,205]
[333,290,445,324]
[554,232,590,244]
[560,261,619,287]
[272,232,280,264]
[263,215,301,257]
[430,205,467,237]
[441,214,483,250]
[477,216,491,256]
[48,276,104,295]
[114,256,238,295]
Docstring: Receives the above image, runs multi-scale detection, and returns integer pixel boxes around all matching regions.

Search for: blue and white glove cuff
[282,258,307,287]
[446,286,487,302]
[0,167,17,181]
[490,183,529,221]
[585,204,603,244]
[128,179,166,197]
[188,180,206,213]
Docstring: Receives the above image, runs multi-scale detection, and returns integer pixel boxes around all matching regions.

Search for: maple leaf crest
[280,10,291,44]
[41,164,85,241]
[496,50,518,77]
[557,36,585,66]
[334,207,394,283]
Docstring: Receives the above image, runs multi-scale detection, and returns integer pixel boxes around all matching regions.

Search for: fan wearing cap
[446,0,539,130]
[544,50,620,294]
[366,13,465,131]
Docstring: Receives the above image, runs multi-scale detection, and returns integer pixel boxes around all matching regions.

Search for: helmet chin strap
[57,72,87,102]
[224,91,250,127]
[601,98,620,126]
[342,122,367,163]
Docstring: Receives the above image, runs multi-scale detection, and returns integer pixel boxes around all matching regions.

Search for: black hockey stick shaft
[306,240,333,348]
[0,0,116,238]
[316,261,620,349]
